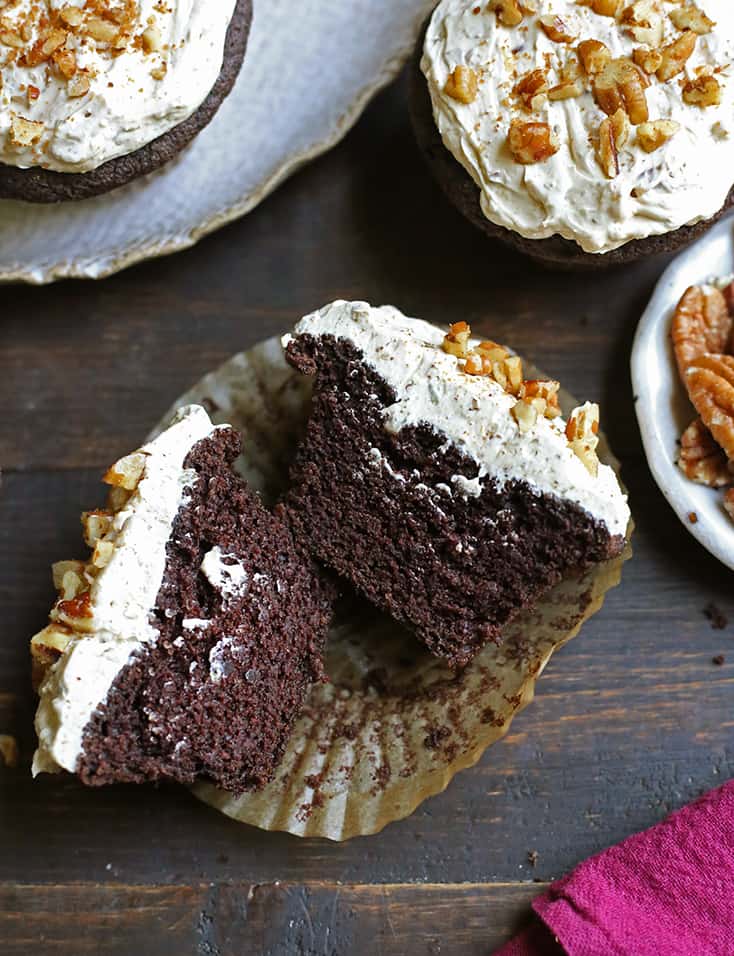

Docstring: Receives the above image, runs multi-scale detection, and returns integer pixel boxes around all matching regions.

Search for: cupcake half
[0,0,252,202]
[283,300,630,668]
[411,0,734,268]
[31,405,332,792]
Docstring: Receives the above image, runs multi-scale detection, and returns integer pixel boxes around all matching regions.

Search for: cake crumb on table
[704,603,728,630]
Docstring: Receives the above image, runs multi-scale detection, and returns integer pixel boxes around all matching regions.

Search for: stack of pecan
[671,280,734,519]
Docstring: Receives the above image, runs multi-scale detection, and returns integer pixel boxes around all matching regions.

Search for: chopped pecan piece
[632,46,663,75]
[636,119,680,152]
[566,403,600,476]
[507,120,560,164]
[682,74,721,108]
[513,68,548,110]
[593,57,649,125]
[548,78,583,100]
[578,38,612,75]
[620,0,663,46]
[669,4,715,35]
[596,108,630,178]
[656,30,696,82]
[103,451,146,490]
[538,14,577,42]
[442,321,472,358]
[487,0,524,27]
[585,0,622,16]
[444,65,479,104]
[9,114,44,146]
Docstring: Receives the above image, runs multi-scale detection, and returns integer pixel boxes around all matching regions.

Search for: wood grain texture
[2,881,544,955]
[1,72,733,953]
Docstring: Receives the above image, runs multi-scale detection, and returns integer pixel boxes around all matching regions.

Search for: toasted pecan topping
[682,74,721,108]
[636,118,680,152]
[657,29,697,82]
[444,65,479,104]
[507,120,560,164]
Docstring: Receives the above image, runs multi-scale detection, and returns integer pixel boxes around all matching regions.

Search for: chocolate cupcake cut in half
[411,0,734,269]
[283,301,630,668]
[31,404,332,792]
[0,0,252,203]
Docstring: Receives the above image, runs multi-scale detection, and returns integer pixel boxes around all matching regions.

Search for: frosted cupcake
[411,0,734,267]
[0,0,252,202]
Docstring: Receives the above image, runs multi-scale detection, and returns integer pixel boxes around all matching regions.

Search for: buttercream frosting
[32,404,222,775]
[421,0,734,253]
[0,0,238,173]
[286,300,630,536]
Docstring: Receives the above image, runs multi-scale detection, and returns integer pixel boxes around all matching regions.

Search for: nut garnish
[672,285,732,379]
[538,14,577,42]
[632,46,663,75]
[620,0,663,47]
[59,6,85,28]
[82,509,113,547]
[487,0,524,27]
[548,78,583,100]
[684,354,734,462]
[442,321,472,358]
[596,108,630,177]
[678,418,732,487]
[669,4,714,35]
[141,24,162,54]
[67,73,90,98]
[507,120,560,164]
[578,38,612,75]
[584,0,622,16]
[513,69,548,110]
[511,399,539,432]
[682,74,721,108]
[103,451,146,490]
[656,30,696,82]
[9,114,44,146]
[565,402,600,476]
[593,57,649,125]
[444,65,479,104]
[636,119,679,152]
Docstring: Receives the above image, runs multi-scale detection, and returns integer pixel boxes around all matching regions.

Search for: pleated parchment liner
[154,337,633,841]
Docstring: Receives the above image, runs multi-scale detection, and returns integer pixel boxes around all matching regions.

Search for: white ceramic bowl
[631,213,734,570]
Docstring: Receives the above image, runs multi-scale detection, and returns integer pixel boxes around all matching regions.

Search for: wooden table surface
[2,72,733,955]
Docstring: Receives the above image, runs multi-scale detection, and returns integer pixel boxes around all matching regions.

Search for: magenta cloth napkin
[495,781,734,956]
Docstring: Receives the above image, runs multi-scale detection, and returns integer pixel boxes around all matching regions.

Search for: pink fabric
[495,781,734,956]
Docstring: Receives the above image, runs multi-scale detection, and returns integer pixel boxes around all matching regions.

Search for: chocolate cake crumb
[527,850,539,868]
[77,428,332,793]
[712,654,726,666]
[284,334,623,668]
[704,604,728,630]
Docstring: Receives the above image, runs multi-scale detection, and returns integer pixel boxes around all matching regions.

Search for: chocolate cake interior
[285,334,622,668]
[78,427,330,792]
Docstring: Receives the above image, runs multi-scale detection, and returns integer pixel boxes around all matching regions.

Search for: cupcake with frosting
[0,0,252,202]
[411,0,734,267]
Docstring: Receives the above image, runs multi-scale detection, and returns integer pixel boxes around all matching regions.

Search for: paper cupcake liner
[155,337,633,840]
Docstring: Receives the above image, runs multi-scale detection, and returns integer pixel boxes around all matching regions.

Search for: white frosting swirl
[422,0,734,253]
[287,300,630,537]
[0,0,238,173]
[33,404,221,776]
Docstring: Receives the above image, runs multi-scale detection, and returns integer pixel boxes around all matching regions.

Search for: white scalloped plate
[0,0,434,284]
[631,212,734,571]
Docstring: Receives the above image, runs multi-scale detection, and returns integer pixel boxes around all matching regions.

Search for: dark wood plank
[1,881,545,955]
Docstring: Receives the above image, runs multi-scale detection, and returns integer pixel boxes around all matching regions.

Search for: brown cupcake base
[409,21,734,271]
[0,0,252,204]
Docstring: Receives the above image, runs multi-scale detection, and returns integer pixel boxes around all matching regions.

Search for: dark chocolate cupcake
[0,0,252,203]
[410,0,734,269]
[31,405,332,793]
